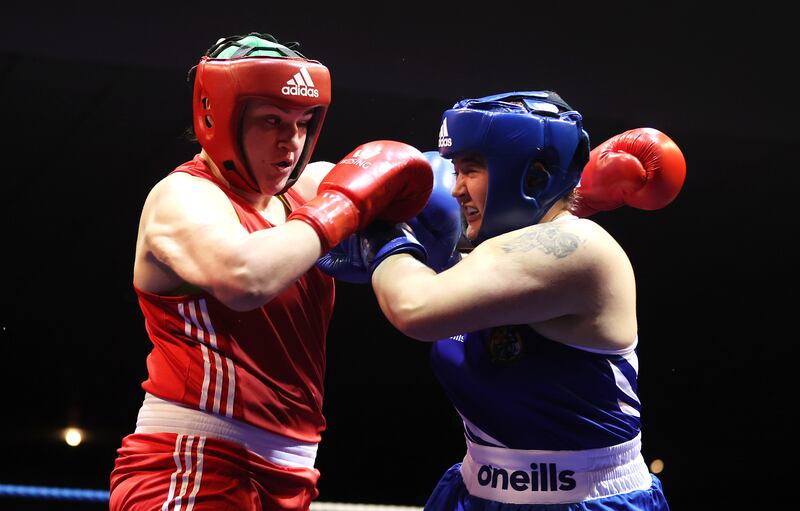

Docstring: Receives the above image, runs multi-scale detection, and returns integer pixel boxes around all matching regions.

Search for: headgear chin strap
[190,33,331,194]
[438,91,590,244]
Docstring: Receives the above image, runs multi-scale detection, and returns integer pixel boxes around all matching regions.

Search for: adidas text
[281,85,320,97]
[438,119,451,147]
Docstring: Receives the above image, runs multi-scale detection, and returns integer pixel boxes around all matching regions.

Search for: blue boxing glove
[316,222,427,283]
[360,221,427,272]
[407,151,463,272]
[315,234,370,284]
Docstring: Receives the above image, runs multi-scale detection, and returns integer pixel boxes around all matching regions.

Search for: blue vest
[430,325,642,450]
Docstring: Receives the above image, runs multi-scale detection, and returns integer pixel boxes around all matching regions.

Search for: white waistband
[135,393,318,469]
[460,434,652,504]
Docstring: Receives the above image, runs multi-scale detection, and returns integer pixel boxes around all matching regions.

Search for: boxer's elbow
[379,291,443,342]
[215,291,266,312]
[208,261,285,312]
[209,273,271,312]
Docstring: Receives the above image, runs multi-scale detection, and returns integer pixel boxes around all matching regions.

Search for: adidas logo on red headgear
[282,67,320,97]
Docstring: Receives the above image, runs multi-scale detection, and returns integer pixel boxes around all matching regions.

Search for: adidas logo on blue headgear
[438,91,590,243]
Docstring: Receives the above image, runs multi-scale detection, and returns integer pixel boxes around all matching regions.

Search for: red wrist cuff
[288,192,360,252]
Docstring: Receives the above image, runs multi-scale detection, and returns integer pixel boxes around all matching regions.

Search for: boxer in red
[109,32,432,511]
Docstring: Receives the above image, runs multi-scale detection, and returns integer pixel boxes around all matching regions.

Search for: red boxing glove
[288,140,433,252]
[574,128,686,217]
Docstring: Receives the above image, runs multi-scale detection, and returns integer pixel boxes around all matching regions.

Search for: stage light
[64,428,82,447]
[649,458,664,474]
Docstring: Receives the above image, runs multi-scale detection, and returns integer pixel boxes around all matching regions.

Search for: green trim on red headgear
[190,33,331,193]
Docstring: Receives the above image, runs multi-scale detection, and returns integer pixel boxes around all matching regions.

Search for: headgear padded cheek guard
[438,91,590,244]
[191,33,332,193]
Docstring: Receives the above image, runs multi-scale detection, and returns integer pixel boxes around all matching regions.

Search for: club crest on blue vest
[486,326,524,364]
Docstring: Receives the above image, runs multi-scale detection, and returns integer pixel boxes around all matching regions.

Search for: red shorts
[110,433,320,511]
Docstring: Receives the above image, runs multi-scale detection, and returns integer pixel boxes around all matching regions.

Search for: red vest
[136,156,335,442]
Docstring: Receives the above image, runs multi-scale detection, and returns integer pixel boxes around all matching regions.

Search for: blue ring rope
[0,484,109,502]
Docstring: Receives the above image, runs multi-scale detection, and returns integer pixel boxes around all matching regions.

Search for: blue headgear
[437,90,590,243]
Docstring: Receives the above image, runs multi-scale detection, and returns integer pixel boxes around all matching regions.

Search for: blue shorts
[424,463,669,511]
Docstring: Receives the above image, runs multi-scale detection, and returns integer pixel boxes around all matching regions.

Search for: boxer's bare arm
[371,218,637,352]
[134,172,322,311]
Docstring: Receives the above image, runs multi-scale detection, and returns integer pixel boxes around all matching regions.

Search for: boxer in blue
[320,91,685,510]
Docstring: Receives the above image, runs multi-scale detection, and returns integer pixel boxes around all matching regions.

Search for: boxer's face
[451,152,488,240]
[240,99,315,195]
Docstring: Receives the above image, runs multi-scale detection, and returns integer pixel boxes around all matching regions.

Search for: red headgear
[191,34,331,193]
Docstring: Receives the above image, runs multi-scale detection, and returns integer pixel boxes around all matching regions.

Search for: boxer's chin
[465,223,480,241]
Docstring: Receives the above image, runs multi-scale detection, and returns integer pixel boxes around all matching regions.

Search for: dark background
[1,4,796,510]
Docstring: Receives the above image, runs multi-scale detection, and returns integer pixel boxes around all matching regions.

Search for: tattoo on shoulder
[501,224,582,258]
